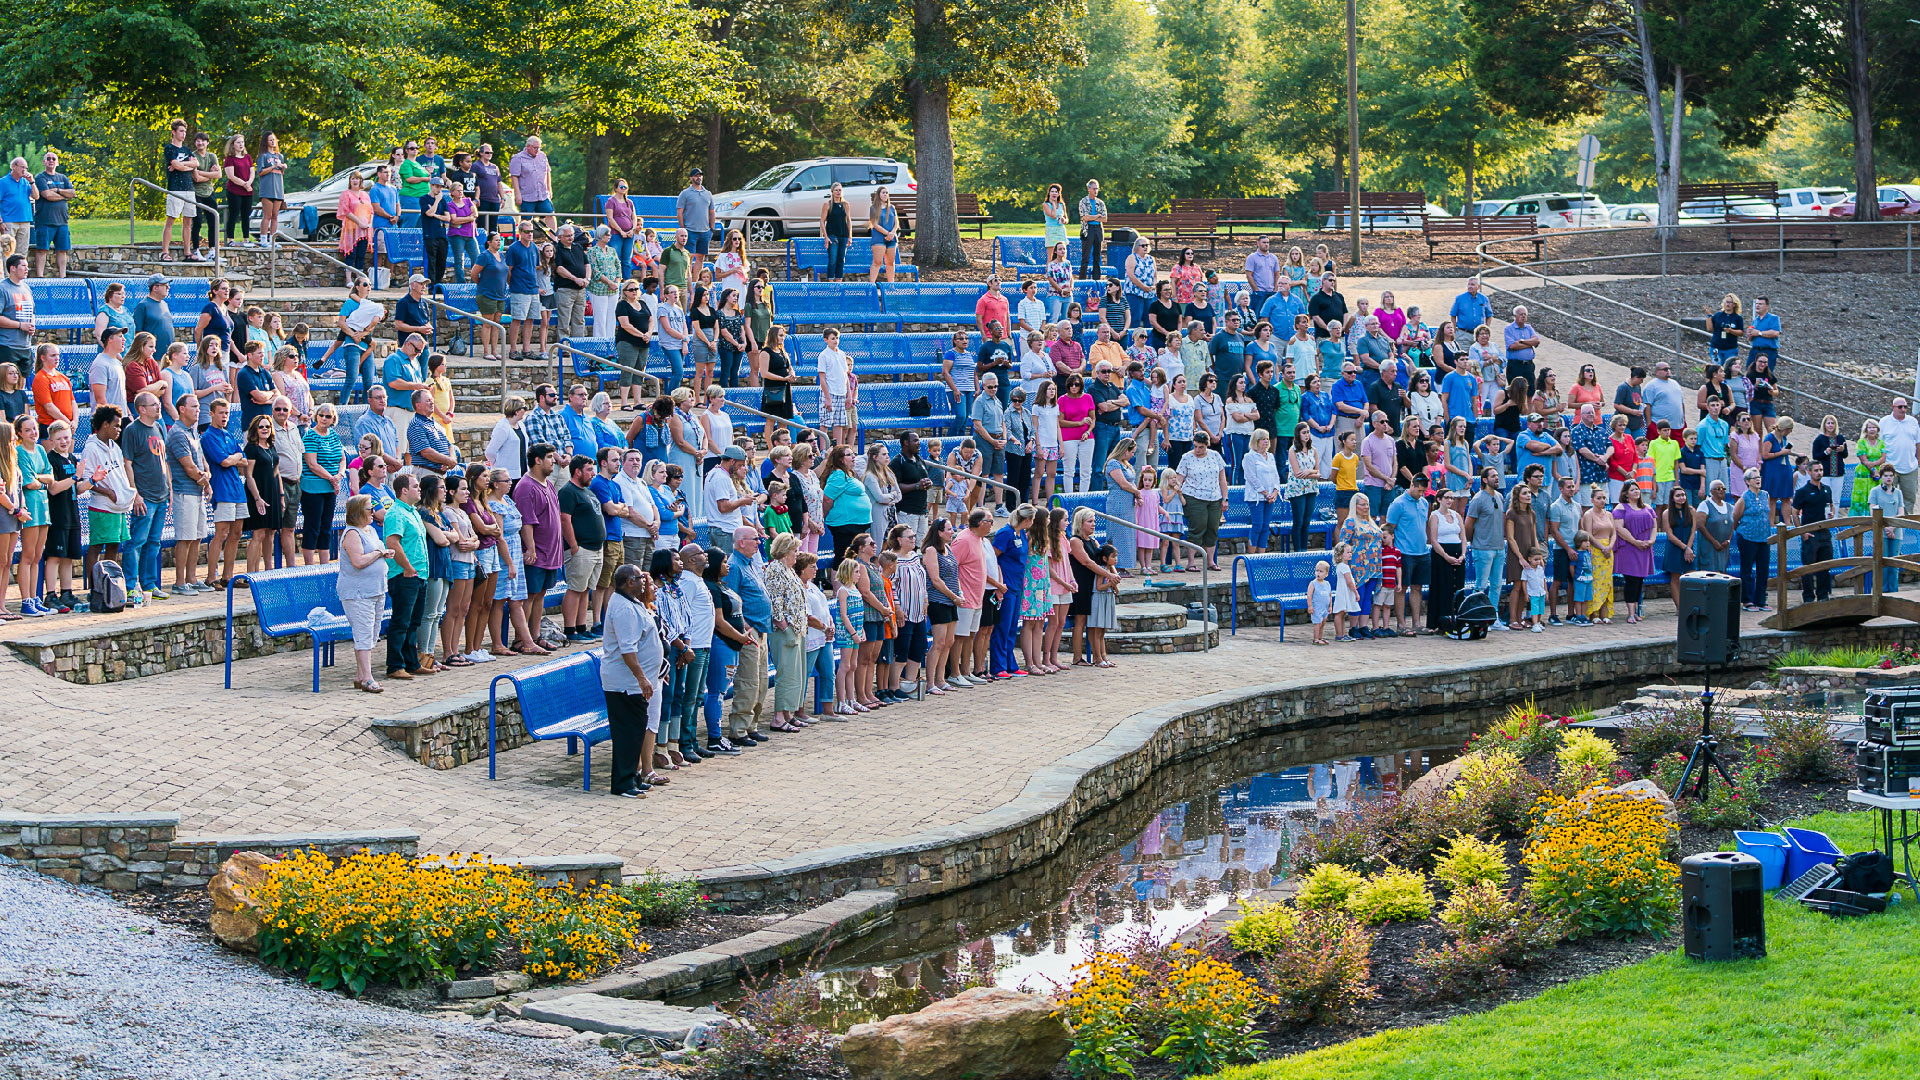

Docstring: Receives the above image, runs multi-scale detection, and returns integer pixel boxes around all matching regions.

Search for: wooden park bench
[1105,212,1219,255]
[1312,191,1427,231]
[1172,198,1292,240]
[1725,222,1843,253]
[889,192,992,239]
[1422,217,1544,260]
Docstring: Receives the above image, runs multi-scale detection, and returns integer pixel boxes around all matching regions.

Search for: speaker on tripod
[1677,572,1741,666]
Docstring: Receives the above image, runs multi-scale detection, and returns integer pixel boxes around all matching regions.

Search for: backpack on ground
[88,560,128,614]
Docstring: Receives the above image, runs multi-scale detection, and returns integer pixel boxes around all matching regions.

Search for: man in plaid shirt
[521,383,573,464]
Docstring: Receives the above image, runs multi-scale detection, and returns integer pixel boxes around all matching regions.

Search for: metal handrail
[552,340,839,445]
[129,177,222,275]
[938,456,1213,651]
[1472,219,1914,423]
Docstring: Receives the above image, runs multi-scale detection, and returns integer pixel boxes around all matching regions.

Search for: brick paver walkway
[0,589,1736,876]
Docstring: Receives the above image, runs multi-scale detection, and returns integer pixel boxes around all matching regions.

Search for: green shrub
[1410,933,1513,1001]
[1449,749,1546,838]
[1227,899,1297,956]
[1395,793,1493,871]
[1467,698,1568,759]
[1620,702,1732,773]
[1296,864,1367,911]
[692,975,847,1080]
[1556,729,1620,776]
[1433,833,1509,892]
[1250,910,1376,1025]
[1417,888,1563,1002]
[1290,796,1410,875]
[614,870,709,927]
[1439,883,1521,939]
[1347,868,1435,925]
[1654,752,1770,829]
[1758,707,1849,781]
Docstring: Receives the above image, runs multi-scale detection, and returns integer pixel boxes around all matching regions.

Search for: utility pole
[1345,0,1361,267]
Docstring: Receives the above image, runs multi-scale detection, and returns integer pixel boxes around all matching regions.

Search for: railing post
[1778,220,1786,274]
[128,180,136,246]
[1660,230,1667,276]
[1873,508,1886,615]
[1775,528,1789,616]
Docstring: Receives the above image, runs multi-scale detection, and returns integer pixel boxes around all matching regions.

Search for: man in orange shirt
[973,275,1009,339]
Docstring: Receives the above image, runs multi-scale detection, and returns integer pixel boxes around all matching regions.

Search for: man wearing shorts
[676,168,714,277]
[558,454,606,642]
[80,405,134,597]
[1547,474,1583,624]
[507,136,554,233]
[166,392,212,594]
[504,222,541,360]
[30,150,74,278]
[512,445,564,645]
[0,157,32,261]
[159,120,199,262]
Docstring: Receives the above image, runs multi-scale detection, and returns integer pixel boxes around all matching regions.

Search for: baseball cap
[145,273,172,287]
[721,445,747,461]
[1526,412,1544,423]
[690,167,704,176]
[408,273,429,284]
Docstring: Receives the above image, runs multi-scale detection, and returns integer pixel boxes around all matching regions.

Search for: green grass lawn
[67,218,172,246]
[1221,811,1920,1080]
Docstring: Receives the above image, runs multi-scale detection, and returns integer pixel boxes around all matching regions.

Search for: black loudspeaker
[1681,852,1766,961]
[1677,571,1741,665]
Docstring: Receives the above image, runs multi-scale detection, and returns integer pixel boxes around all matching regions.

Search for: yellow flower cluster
[253,851,648,994]
[1056,944,1275,1077]
[1523,787,1678,938]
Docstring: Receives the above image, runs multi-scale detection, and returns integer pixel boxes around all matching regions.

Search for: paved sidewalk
[0,592,1727,876]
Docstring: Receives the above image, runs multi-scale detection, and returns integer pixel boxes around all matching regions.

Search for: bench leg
[312,643,322,693]
[567,735,578,756]
[582,742,592,792]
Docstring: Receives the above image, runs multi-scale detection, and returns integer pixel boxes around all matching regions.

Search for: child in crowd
[1331,542,1359,642]
[802,554,834,719]
[1470,326,1501,413]
[288,322,312,375]
[1087,543,1121,668]
[943,438,976,527]
[1522,551,1548,634]
[761,479,793,536]
[832,560,864,716]
[1377,545,1401,634]
[1633,436,1657,498]
[1158,469,1188,572]
[43,420,86,614]
[1135,464,1162,570]
[1571,531,1594,623]
[1331,430,1360,530]
[1309,560,1333,645]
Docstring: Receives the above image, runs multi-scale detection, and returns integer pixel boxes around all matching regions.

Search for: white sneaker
[1530,623,1544,633]
[1492,621,1510,632]
[467,650,496,663]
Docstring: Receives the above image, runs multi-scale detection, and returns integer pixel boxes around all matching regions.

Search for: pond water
[688,680,1641,1029]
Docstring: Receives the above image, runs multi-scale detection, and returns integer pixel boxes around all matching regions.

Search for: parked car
[1827,185,1920,219]
[1775,187,1850,217]
[1679,197,1777,220]
[1318,203,1452,230]
[1607,203,1718,226]
[712,157,918,246]
[249,161,385,244]
[1487,192,1608,228]
[1462,199,1507,218]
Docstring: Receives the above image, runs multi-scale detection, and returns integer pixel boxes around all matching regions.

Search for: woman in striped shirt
[299,403,346,563]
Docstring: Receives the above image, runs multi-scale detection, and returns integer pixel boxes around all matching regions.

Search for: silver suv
[712,157,917,245]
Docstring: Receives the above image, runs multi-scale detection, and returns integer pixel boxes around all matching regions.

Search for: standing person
[1793,463,1836,602]
[254,133,287,244]
[1077,179,1107,279]
[1042,183,1071,252]
[1122,238,1157,331]
[675,167,714,278]
[550,223,590,342]
[723,526,773,745]
[1058,374,1096,494]
[1880,398,1920,513]
[164,394,210,592]
[503,222,543,361]
[601,563,665,798]
[507,136,555,233]
[1103,436,1140,570]
[1501,305,1541,391]
[1176,430,1228,571]
[1465,465,1508,623]
[299,404,345,564]
[763,533,810,730]
[1426,488,1468,631]
[1611,484,1656,623]
[186,133,221,262]
[817,326,856,447]
[1732,467,1776,611]
[818,182,853,278]
[220,135,254,245]
[1761,416,1795,524]
[13,415,49,615]
[556,454,607,642]
[119,392,172,601]
[867,188,900,283]
[1383,472,1430,631]
[1545,475,1583,624]
[513,444,565,642]
[242,414,285,574]
[1285,423,1322,551]
[335,495,391,693]
[336,170,373,283]
[158,120,199,262]
[28,150,73,278]
[381,473,429,679]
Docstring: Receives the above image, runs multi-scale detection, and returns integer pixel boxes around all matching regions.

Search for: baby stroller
[1444,588,1496,640]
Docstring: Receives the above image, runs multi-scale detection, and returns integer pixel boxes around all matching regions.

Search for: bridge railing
[1766,509,1920,629]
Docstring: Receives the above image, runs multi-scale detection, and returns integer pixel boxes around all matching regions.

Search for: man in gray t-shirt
[676,167,715,272]
[0,255,34,365]
[1464,468,1508,616]
[131,276,175,347]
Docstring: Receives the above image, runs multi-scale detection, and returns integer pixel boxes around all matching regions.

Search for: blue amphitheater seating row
[785,238,919,281]
[31,278,214,341]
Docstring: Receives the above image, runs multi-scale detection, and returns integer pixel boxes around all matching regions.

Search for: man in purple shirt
[1360,411,1399,516]
[507,135,554,233]
[1243,235,1281,313]
[512,443,564,645]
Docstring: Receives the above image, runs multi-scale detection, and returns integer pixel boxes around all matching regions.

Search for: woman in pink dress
[336,171,374,283]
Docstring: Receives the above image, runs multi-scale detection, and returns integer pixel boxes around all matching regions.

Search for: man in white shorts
[166,392,211,593]
[159,119,200,263]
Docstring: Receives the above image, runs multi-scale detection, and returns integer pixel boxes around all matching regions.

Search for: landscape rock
[492,970,533,994]
[518,993,726,1042]
[1405,754,1471,800]
[1607,779,1679,821]
[207,852,278,953]
[492,1019,579,1039]
[838,986,1070,1080]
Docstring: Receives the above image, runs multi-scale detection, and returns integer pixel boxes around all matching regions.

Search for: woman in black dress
[1145,281,1184,349]
[1067,507,1100,666]
[242,414,285,571]
[755,324,798,446]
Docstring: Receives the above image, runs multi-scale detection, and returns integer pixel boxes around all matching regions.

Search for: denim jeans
[126,498,169,591]
[448,235,479,286]
[612,235,635,276]
[1249,494,1275,550]
[703,643,732,739]
[661,349,685,390]
[1224,432,1249,484]
[676,647,711,751]
[952,390,975,437]
[1046,294,1068,322]
[1289,493,1316,550]
[1738,537,1770,607]
[720,346,744,388]
[1471,548,1506,609]
[335,344,363,405]
[1090,422,1120,491]
[1126,293,1150,329]
[807,644,835,710]
[826,237,848,278]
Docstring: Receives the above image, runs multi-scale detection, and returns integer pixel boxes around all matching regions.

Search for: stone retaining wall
[0,813,416,891]
[3,605,311,684]
[693,622,1915,904]
[371,686,533,770]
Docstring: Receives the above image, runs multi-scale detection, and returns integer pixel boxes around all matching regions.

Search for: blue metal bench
[787,238,919,281]
[770,283,896,329]
[878,283,990,327]
[787,331,954,378]
[1229,551,1322,636]
[992,236,1086,276]
[380,228,425,272]
[95,278,209,331]
[223,564,389,692]
[855,382,955,433]
[29,279,94,341]
[488,649,610,790]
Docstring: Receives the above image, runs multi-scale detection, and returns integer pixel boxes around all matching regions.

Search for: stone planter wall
[693,621,1914,905]
[371,687,534,770]
[3,606,315,684]
[0,813,416,891]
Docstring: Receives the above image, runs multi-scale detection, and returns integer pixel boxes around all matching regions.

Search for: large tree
[1242,0,1351,210]
[416,0,738,212]
[1794,0,1920,222]
[958,0,1190,209]
[1157,0,1269,198]
[821,0,1088,268]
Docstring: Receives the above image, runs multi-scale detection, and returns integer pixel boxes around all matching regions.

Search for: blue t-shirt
[1440,370,1479,421]
[591,474,624,542]
[561,407,596,456]
[382,351,422,393]
[201,425,246,504]
[475,251,510,300]
[1330,377,1369,422]
[0,175,33,223]
[394,295,435,344]
[33,172,73,226]
[368,183,400,227]
[1695,415,1730,459]
[505,241,540,295]
[235,364,275,429]
[1384,493,1430,556]
[1748,312,1780,353]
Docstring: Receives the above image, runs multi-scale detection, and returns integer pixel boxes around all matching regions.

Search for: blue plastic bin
[1734,831,1790,890]
[1783,827,1841,883]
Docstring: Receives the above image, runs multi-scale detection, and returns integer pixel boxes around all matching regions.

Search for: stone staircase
[1107,601,1219,654]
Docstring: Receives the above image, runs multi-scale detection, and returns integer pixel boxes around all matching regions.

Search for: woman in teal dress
[1104,437,1139,571]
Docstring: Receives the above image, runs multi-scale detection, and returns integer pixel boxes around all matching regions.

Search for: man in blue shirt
[1209,311,1251,389]
[406,388,456,475]
[1695,397,1731,492]
[1501,305,1540,390]
[31,150,75,277]
[384,334,430,400]
[1514,414,1558,483]
[1383,473,1431,630]
[1440,362,1479,423]
[200,397,249,587]
[1259,285,1305,334]
[394,276,436,346]
[0,157,33,262]
[351,386,403,472]
[504,221,541,360]
[1330,362,1370,442]
[1449,276,1492,334]
[1745,295,1780,364]
[1569,405,1612,502]
[368,164,402,254]
[723,525,771,745]
[559,382,597,457]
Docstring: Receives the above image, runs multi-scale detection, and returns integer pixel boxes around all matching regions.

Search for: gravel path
[0,861,625,1080]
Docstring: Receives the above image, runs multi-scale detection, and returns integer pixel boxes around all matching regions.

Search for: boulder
[1405,755,1471,801]
[838,987,1069,1080]
[1607,778,1679,821]
[208,851,278,953]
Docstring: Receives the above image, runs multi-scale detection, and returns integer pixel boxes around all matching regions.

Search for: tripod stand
[1672,666,1735,800]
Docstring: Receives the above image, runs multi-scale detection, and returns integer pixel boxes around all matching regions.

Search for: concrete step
[1115,601,1188,634]
[1104,619,1219,654]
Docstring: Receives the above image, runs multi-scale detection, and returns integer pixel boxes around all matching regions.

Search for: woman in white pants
[1059,373,1097,493]
[336,495,391,693]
